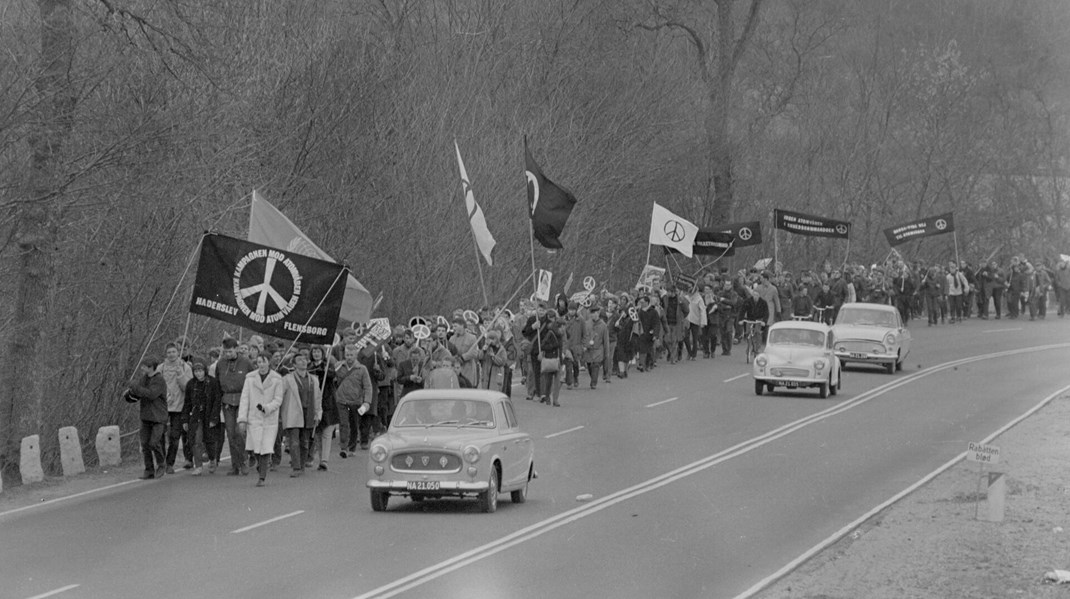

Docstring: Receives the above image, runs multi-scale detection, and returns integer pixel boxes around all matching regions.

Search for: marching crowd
[123,253,1070,486]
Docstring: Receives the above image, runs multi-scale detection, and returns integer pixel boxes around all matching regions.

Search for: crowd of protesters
[123,253,1070,486]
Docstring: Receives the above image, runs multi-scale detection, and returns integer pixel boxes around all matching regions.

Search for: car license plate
[407,481,440,491]
[785,381,801,388]
[849,352,867,359]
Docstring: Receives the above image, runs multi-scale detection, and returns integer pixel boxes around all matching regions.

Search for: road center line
[231,510,304,534]
[545,426,584,439]
[646,397,679,408]
[349,342,1070,599]
[982,328,1022,333]
[25,585,80,599]
[724,373,749,383]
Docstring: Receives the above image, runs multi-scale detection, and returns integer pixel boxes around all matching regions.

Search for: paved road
[2,318,1068,599]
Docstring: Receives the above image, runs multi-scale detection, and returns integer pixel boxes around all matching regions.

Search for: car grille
[773,368,810,377]
[839,341,883,353]
[391,451,462,472]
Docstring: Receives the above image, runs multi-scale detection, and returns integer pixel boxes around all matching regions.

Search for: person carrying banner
[309,346,338,471]
[238,355,285,487]
[125,358,168,480]
[280,353,321,477]
[156,343,193,473]
[182,359,221,475]
[216,338,253,476]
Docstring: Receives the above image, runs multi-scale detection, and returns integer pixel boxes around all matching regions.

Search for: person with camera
[478,329,509,392]
[238,355,285,487]
[125,357,168,480]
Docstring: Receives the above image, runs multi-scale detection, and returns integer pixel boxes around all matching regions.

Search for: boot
[257,454,269,482]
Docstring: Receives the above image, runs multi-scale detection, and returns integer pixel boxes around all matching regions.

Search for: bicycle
[812,306,831,325]
[739,319,765,364]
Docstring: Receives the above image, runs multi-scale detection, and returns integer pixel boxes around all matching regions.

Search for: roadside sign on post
[967,442,1000,464]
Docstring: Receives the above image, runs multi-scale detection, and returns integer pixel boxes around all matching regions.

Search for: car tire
[754,379,764,396]
[480,467,499,513]
[829,373,838,396]
[511,466,531,504]
[895,358,903,372]
[885,361,895,374]
[819,381,830,399]
[370,490,389,512]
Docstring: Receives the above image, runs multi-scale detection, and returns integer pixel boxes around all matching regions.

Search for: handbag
[539,352,560,373]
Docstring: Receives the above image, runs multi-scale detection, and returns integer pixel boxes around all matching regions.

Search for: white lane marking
[25,585,80,599]
[645,397,679,408]
[724,373,749,383]
[230,510,304,534]
[982,328,1022,333]
[733,380,1070,599]
[348,342,1070,599]
[544,426,584,439]
[0,480,140,520]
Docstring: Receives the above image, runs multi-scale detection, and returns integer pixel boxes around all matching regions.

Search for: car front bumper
[754,376,823,387]
[834,350,895,364]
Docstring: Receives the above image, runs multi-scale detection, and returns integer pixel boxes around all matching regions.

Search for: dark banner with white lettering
[883,212,955,247]
[665,229,736,257]
[189,233,348,344]
[719,220,763,247]
[774,209,850,239]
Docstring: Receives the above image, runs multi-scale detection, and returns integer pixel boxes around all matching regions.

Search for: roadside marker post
[967,442,1003,521]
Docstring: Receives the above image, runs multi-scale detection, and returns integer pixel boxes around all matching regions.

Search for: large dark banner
[665,229,736,257]
[189,234,348,344]
[719,220,763,247]
[774,209,850,239]
[883,212,955,247]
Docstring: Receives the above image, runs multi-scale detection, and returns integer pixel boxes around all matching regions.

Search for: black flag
[720,220,763,247]
[774,209,851,239]
[525,137,577,249]
[189,233,348,344]
[665,229,736,256]
[883,213,955,246]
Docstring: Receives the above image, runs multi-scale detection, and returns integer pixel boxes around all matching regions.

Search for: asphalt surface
[2,316,1068,599]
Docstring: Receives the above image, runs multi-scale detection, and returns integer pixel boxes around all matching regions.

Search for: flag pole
[953,231,960,266]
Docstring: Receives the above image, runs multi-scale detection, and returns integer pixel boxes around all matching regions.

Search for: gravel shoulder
[758,393,1070,599]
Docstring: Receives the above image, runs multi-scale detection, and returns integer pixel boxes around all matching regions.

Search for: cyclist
[791,283,813,321]
[739,287,769,358]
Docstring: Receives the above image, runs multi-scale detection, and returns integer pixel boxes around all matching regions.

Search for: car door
[499,400,531,488]
[896,311,911,357]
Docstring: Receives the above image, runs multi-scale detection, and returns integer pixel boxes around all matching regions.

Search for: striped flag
[455,141,496,266]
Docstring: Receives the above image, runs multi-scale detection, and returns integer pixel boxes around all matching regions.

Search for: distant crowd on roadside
[121,253,1070,487]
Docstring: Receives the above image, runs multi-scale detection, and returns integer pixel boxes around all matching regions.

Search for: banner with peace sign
[189,233,348,344]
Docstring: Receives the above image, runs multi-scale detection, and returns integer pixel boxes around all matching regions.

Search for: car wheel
[754,379,764,396]
[480,466,499,513]
[895,358,903,372]
[829,373,838,396]
[885,361,895,374]
[370,490,389,512]
[511,465,531,504]
[818,381,830,398]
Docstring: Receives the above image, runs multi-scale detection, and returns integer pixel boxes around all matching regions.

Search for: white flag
[648,202,699,258]
[455,141,496,266]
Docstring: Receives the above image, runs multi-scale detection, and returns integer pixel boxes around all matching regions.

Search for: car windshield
[392,399,495,428]
[768,329,825,347]
[837,308,897,328]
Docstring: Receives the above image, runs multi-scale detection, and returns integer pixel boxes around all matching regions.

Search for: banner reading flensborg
[883,212,955,247]
[774,209,850,239]
[189,233,349,344]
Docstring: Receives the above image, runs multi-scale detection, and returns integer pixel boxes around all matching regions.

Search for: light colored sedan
[753,321,842,398]
[366,389,536,513]
[832,302,912,374]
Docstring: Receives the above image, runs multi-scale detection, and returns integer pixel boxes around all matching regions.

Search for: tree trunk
[0,0,74,481]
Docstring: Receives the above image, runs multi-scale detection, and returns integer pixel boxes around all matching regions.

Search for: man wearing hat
[125,358,168,479]
[183,359,222,475]
[582,305,610,389]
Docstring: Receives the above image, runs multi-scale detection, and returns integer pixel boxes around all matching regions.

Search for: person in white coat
[238,355,285,487]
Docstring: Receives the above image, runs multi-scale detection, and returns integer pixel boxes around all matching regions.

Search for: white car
[831,302,912,374]
[753,321,842,398]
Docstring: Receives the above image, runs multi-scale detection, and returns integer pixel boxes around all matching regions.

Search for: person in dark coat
[612,300,636,378]
[183,359,222,475]
[126,357,168,479]
[635,295,660,372]
[309,346,339,471]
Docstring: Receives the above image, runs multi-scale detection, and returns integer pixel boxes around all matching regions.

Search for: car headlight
[370,444,388,463]
[836,345,846,352]
[814,359,826,371]
[755,356,767,368]
[463,445,481,464]
[883,332,897,346]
